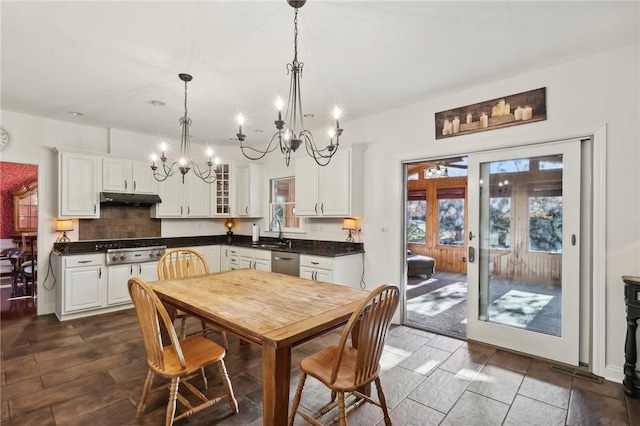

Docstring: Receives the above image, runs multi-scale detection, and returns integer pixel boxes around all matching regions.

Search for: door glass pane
[407,190,426,244]
[479,154,563,336]
[437,188,465,247]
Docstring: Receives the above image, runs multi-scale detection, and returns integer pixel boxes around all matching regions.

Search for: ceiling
[1,1,638,151]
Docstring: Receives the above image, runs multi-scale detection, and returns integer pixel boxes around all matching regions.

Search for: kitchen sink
[253,242,290,250]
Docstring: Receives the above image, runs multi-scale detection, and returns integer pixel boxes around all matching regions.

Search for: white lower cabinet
[54,252,159,321]
[107,262,158,305]
[300,253,363,290]
[220,245,239,271]
[238,247,271,271]
[187,245,221,273]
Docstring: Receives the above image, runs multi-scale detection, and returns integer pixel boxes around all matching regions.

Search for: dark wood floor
[2,303,640,424]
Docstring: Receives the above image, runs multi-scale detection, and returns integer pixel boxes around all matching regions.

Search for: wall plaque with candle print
[435,87,546,139]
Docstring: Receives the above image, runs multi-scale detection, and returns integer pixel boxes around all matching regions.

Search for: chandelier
[426,163,448,178]
[235,0,343,167]
[150,73,219,184]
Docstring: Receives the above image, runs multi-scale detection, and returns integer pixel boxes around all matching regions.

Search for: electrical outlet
[49,225,55,232]
[381,226,389,234]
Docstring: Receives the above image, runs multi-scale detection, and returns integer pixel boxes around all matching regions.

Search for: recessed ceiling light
[150,100,165,106]
[68,111,83,117]
[253,129,263,134]
[303,113,314,118]
[229,137,239,141]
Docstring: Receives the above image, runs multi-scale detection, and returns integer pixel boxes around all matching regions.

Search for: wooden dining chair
[127,277,238,426]
[157,248,229,347]
[288,284,400,426]
[19,232,37,297]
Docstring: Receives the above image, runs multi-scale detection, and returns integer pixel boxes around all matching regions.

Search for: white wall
[339,43,639,382]
[1,43,637,382]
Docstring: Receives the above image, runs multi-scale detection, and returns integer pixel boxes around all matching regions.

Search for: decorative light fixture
[342,217,357,244]
[224,218,235,242]
[56,219,73,243]
[150,73,220,184]
[426,162,448,178]
[235,0,343,167]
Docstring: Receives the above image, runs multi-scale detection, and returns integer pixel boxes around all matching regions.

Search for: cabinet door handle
[188,206,190,215]
[130,265,133,275]
[139,265,142,274]
[133,181,137,191]
[245,206,249,214]
[78,260,92,264]
[99,268,102,279]
[181,206,183,215]
[314,203,318,214]
[311,261,319,265]
[94,204,97,214]
[321,203,324,214]
[124,180,128,190]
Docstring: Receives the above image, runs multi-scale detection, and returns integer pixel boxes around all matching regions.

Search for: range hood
[100,192,162,206]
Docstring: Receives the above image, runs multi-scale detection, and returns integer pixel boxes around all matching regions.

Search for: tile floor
[1,309,639,425]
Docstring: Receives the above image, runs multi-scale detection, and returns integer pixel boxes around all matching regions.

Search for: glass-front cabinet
[212,163,231,216]
[12,181,38,233]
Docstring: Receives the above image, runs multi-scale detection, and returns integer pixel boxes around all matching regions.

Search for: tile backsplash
[79,206,161,240]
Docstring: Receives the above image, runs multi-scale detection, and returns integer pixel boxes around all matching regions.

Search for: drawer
[64,254,105,268]
[300,255,332,270]
[253,249,271,261]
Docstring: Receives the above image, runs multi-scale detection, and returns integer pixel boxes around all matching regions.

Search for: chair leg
[200,367,208,390]
[180,317,188,340]
[220,330,229,349]
[166,377,180,426]
[374,377,392,426]
[337,391,347,426]
[136,369,155,419]
[216,360,239,413]
[288,372,307,426]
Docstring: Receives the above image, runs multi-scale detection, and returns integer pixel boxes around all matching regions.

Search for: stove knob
[120,254,127,261]
[156,252,163,257]
[149,251,155,257]
[111,254,118,262]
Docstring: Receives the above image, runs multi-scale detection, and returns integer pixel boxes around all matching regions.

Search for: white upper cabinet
[152,172,210,218]
[294,145,365,217]
[58,151,101,218]
[236,163,263,217]
[211,162,233,217]
[102,158,158,194]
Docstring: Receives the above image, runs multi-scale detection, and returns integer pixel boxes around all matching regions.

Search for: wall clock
[0,128,9,150]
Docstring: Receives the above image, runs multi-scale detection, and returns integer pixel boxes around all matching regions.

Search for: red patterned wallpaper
[0,162,38,239]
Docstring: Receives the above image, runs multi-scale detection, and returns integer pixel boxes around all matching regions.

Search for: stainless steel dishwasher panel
[271,251,300,277]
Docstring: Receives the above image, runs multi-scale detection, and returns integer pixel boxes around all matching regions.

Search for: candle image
[480,113,488,128]
[452,116,460,133]
[443,119,451,135]
[466,113,472,124]
[514,106,523,120]
[522,106,533,120]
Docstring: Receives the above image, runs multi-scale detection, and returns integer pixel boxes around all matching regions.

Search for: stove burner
[95,240,165,251]
[105,245,166,265]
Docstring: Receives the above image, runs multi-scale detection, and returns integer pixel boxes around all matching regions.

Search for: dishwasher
[271,251,300,276]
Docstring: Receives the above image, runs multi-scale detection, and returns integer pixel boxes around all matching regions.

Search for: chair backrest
[157,248,209,280]
[331,284,400,387]
[128,277,186,373]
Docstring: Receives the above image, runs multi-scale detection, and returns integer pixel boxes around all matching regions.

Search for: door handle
[571,234,577,246]
[469,231,475,241]
[468,247,475,263]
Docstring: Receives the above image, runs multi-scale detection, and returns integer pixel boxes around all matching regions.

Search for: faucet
[270,218,284,242]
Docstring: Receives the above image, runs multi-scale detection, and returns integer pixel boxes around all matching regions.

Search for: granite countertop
[53,235,364,258]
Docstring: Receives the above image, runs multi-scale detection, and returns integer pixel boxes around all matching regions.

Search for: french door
[466,140,581,365]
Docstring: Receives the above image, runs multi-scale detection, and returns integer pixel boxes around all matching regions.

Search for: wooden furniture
[157,248,228,346]
[19,232,37,297]
[147,269,370,426]
[289,284,399,426]
[407,250,436,277]
[127,277,238,425]
[11,182,38,233]
[623,275,640,397]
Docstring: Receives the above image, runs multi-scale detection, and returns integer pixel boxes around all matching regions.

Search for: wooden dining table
[148,268,370,425]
